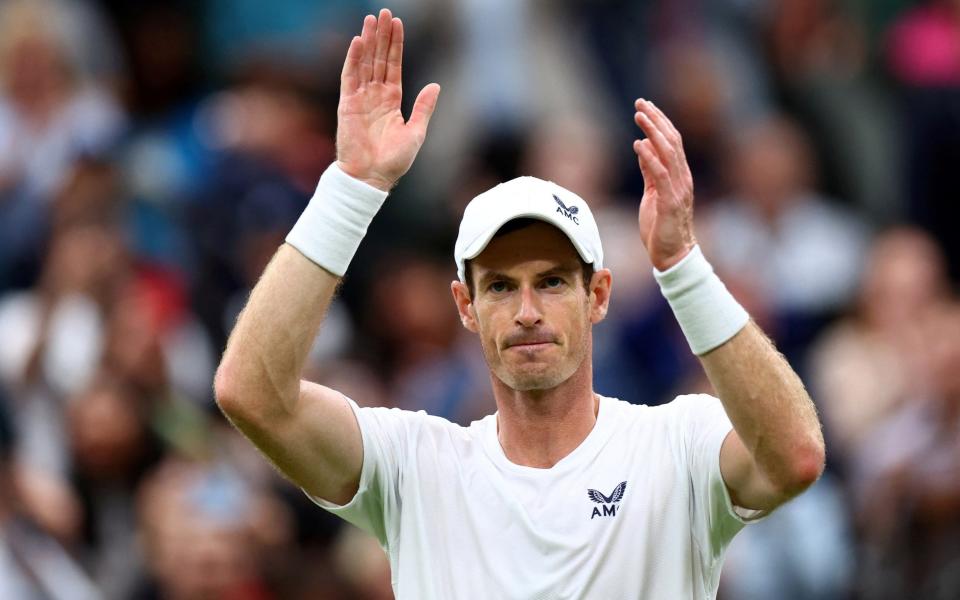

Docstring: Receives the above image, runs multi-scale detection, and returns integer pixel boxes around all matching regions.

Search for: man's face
[452,222,610,391]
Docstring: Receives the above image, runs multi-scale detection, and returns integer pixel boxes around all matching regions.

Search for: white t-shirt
[313,393,761,599]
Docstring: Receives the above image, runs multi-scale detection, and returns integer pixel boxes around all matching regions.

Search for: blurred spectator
[886,0,960,280]
[810,227,950,465]
[851,303,960,599]
[0,0,124,194]
[67,373,169,599]
[0,211,214,477]
[0,220,126,475]
[408,0,618,201]
[102,270,215,408]
[699,114,870,354]
[0,387,102,600]
[188,77,336,349]
[365,252,491,424]
[649,38,772,205]
[570,0,773,196]
[0,0,125,290]
[721,474,855,600]
[106,1,202,118]
[764,0,901,222]
[135,457,293,600]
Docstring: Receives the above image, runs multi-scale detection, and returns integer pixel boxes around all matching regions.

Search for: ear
[451,280,479,333]
[588,268,612,324]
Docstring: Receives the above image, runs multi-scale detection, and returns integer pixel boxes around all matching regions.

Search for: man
[0,392,101,600]
[215,9,825,599]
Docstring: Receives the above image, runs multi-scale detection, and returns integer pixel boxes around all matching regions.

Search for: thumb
[408,83,441,140]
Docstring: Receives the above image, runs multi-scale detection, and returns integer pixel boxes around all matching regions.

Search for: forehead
[471,221,580,274]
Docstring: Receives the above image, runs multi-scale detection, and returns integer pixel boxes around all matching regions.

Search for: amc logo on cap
[553,194,580,225]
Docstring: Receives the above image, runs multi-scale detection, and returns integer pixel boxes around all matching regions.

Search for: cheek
[566,302,593,347]
[471,309,499,348]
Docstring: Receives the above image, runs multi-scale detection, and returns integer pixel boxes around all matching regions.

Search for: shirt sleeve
[306,397,422,547]
[671,393,766,564]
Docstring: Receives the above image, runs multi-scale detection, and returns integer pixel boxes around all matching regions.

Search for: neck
[492,358,598,468]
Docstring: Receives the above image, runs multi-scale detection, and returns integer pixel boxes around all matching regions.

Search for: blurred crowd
[0,0,958,598]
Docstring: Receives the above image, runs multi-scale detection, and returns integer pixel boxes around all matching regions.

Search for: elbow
[213,360,240,418]
[777,437,826,498]
[214,354,292,427]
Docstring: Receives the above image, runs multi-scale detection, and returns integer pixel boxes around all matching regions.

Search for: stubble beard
[485,334,589,392]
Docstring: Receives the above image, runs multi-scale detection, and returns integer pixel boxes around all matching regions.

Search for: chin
[498,365,569,392]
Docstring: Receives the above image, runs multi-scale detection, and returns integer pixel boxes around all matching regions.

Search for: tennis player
[215,9,825,598]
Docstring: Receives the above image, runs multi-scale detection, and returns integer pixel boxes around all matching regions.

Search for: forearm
[700,322,825,493]
[212,10,433,503]
[632,100,824,507]
[216,245,339,416]
[653,245,824,504]
[216,161,388,414]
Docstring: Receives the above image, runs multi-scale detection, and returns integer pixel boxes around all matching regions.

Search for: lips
[504,334,557,350]
[510,342,553,349]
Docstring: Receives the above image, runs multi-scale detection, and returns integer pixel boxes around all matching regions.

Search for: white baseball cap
[454,176,604,283]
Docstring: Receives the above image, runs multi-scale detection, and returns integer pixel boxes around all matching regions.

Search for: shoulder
[665,393,723,411]
[601,393,723,422]
[661,393,728,426]
[597,395,680,443]
[353,401,490,445]
[622,394,729,444]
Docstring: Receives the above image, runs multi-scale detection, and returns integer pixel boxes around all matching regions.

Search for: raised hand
[336,9,441,191]
[632,99,697,271]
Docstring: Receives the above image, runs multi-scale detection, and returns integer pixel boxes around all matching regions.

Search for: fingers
[359,14,376,84]
[640,99,684,147]
[648,100,689,166]
[373,8,392,83]
[385,18,404,86]
[633,138,673,196]
[353,10,402,88]
[634,109,677,173]
[634,98,686,169]
[408,83,441,140]
[341,36,362,94]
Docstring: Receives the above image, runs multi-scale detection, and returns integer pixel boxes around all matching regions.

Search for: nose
[514,285,543,328]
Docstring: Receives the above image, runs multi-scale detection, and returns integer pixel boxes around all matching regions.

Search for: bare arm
[214,9,439,505]
[215,248,362,503]
[700,324,824,510]
[632,99,824,512]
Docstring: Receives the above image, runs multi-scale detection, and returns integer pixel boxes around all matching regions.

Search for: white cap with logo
[454,176,604,282]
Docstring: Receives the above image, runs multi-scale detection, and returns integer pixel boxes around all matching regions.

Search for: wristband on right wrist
[653,245,750,355]
[285,163,389,277]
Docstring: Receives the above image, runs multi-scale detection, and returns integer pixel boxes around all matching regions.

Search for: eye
[488,281,508,293]
[543,276,564,289]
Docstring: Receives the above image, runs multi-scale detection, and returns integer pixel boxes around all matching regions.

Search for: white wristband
[285,163,389,277]
[653,245,749,355]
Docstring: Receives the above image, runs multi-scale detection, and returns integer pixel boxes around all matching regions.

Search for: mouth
[505,340,557,351]
[503,329,559,351]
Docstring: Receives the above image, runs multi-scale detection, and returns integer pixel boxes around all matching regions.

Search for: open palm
[336,10,440,192]
[632,99,696,271]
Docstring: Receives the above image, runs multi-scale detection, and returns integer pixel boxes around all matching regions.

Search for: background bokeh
[0,0,959,598]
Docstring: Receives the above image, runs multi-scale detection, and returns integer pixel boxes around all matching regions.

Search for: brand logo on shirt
[554,194,580,225]
[588,481,627,519]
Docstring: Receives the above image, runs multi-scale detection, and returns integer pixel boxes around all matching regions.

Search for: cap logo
[553,194,580,225]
